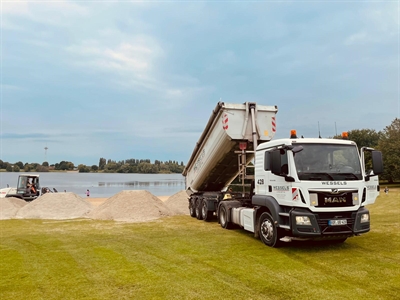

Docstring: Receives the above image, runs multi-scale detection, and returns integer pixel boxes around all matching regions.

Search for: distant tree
[334,129,381,149]
[378,118,400,183]
[42,161,49,167]
[13,165,20,172]
[36,165,49,172]
[120,163,136,173]
[0,159,4,169]
[78,164,90,173]
[55,161,75,171]
[6,164,12,172]
[99,157,106,170]
[333,129,382,171]
[24,164,34,172]
[138,162,157,173]
[15,161,24,169]
[104,162,118,172]
[91,165,99,172]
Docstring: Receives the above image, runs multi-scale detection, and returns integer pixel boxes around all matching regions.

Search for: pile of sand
[15,192,93,220]
[90,190,172,222]
[164,190,189,215]
[0,190,190,222]
[0,197,28,220]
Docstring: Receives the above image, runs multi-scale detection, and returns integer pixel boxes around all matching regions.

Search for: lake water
[0,172,186,198]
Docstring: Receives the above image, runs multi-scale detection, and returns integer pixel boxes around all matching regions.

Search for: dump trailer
[183,102,278,219]
[183,102,384,247]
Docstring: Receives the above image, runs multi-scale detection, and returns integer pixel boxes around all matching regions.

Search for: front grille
[313,190,357,208]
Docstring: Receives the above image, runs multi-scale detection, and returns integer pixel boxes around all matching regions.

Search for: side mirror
[292,145,304,153]
[371,151,383,175]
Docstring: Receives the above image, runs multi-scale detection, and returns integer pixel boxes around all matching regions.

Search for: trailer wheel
[201,201,213,222]
[189,198,196,218]
[219,204,232,229]
[195,199,203,220]
[259,212,282,247]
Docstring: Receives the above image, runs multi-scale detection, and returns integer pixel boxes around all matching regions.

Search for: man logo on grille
[331,189,340,194]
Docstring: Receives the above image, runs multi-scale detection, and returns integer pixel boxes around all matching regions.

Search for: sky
[1,0,399,167]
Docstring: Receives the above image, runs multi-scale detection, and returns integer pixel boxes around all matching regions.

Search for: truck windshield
[293,143,362,180]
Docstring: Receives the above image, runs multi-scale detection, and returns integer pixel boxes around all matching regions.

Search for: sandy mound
[0,197,28,220]
[90,190,172,222]
[164,190,189,215]
[15,192,93,220]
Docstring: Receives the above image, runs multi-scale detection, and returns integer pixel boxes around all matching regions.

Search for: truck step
[279,225,290,230]
[278,212,290,217]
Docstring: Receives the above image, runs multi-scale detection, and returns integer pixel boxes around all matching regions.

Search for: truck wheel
[259,212,282,247]
[219,204,232,229]
[201,201,213,222]
[189,198,196,218]
[196,199,203,220]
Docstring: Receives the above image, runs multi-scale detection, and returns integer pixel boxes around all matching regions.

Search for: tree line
[331,118,400,183]
[0,158,185,174]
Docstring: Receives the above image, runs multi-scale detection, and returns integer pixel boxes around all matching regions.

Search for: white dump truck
[183,102,383,247]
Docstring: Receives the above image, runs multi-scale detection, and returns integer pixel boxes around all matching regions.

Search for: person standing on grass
[384,187,389,194]
[86,189,90,197]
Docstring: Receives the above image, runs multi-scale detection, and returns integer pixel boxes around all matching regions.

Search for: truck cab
[252,134,383,246]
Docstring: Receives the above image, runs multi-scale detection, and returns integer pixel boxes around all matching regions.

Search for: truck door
[255,150,268,195]
[269,149,292,203]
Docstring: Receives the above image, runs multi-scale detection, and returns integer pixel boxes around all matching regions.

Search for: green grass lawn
[1,189,399,300]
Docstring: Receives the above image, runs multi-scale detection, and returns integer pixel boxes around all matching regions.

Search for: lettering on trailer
[292,188,299,201]
[222,113,228,130]
[273,186,290,192]
[366,185,377,190]
[271,116,276,133]
[324,197,347,203]
[193,149,206,174]
[321,181,347,186]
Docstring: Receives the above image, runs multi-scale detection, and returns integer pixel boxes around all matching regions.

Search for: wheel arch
[252,195,284,239]
[252,194,283,222]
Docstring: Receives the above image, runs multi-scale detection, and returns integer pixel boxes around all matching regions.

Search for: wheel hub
[261,219,274,241]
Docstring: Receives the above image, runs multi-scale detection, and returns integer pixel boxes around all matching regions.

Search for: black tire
[219,204,232,229]
[195,199,203,220]
[201,200,214,222]
[259,212,283,247]
[189,198,196,218]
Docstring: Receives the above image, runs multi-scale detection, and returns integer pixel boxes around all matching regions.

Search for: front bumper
[289,207,370,238]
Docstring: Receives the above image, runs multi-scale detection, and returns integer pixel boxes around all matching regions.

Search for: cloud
[67,36,161,80]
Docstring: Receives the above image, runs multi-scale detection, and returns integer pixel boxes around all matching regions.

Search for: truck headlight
[296,216,311,226]
[360,213,370,223]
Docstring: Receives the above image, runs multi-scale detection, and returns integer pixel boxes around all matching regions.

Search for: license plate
[328,219,347,226]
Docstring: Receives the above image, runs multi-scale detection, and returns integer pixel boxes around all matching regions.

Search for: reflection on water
[0,172,186,198]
